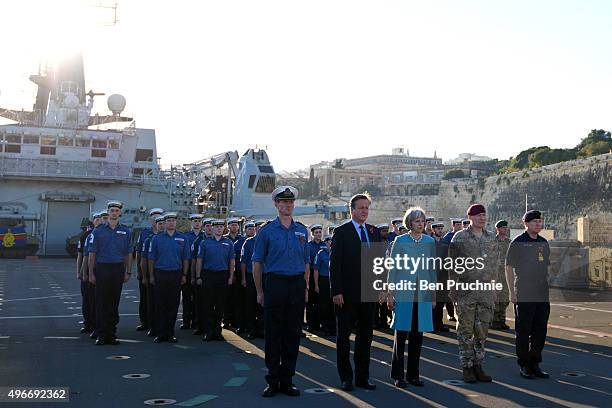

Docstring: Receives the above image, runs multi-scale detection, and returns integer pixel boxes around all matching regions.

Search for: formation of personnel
[75,189,552,396]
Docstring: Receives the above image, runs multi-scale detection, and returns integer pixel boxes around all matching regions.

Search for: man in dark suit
[330,193,381,391]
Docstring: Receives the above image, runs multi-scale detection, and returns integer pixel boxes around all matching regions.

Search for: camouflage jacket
[496,235,511,295]
[448,226,499,304]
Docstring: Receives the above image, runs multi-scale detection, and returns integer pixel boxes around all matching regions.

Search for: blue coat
[388,234,436,333]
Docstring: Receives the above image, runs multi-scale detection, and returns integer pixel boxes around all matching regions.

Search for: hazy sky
[1,0,611,171]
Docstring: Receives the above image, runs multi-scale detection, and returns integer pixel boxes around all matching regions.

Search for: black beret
[523,210,542,223]
[495,220,508,228]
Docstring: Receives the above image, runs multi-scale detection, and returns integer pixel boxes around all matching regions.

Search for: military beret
[107,200,123,210]
[149,208,164,216]
[163,212,178,220]
[467,204,486,216]
[495,220,508,228]
[272,185,298,201]
[523,210,542,223]
[310,224,323,232]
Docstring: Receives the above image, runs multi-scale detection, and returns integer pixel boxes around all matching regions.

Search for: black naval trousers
[336,302,375,383]
[514,302,550,367]
[203,270,230,336]
[391,302,424,380]
[80,280,96,330]
[138,279,149,329]
[263,273,305,386]
[153,269,182,339]
[146,281,156,335]
[306,273,319,331]
[317,276,334,334]
[180,281,195,328]
[94,263,124,340]
[245,273,264,336]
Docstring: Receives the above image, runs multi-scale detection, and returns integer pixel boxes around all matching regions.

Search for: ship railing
[0,156,164,183]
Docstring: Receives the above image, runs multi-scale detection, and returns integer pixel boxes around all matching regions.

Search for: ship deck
[0,259,611,407]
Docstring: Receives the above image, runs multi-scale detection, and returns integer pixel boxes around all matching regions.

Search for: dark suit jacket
[330,221,382,303]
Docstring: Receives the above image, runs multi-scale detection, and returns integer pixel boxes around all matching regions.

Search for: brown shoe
[473,365,492,382]
[462,367,477,383]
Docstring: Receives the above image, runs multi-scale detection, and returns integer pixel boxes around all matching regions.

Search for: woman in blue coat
[387,207,436,388]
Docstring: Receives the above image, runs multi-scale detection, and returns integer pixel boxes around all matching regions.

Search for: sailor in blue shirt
[306,224,325,333]
[180,213,203,331]
[188,216,207,335]
[202,218,214,238]
[195,219,235,341]
[240,221,262,339]
[252,186,309,398]
[134,207,164,332]
[313,236,334,335]
[148,212,189,343]
[387,218,403,243]
[224,217,246,334]
[141,215,165,337]
[76,212,98,335]
[87,200,132,346]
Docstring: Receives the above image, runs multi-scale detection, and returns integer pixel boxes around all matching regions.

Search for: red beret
[467,204,486,216]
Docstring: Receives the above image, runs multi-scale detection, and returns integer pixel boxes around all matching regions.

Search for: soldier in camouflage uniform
[448,204,499,383]
[491,220,510,329]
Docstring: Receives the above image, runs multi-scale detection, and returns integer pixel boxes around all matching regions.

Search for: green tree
[443,169,466,179]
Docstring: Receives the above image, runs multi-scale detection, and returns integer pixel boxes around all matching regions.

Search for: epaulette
[259,220,273,229]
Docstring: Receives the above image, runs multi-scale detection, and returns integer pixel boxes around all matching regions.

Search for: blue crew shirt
[149,231,190,271]
[198,236,234,271]
[252,217,309,276]
[307,239,326,269]
[314,248,330,277]
[442,231,455,244]
[89,222,132,263]
[136,227,153,253]
[226,233,246,263]
[141,233,157,260]
[240,236,256,274]
[82,232,94,257]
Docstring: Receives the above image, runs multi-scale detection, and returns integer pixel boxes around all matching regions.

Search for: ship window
[23,135,39,144]
[58,136,74,146]
[5,144,21,153]
[108,138,120,149]
[92,139,107,148]
[248,175,256,189]
[258,165,275,174]
[41,136,57,146]
[92,149,107,158]
[76,136,90,147]
[6,135,21,143]
[135,149,154,162]
[255,175,275,193]
[40,146,56,155]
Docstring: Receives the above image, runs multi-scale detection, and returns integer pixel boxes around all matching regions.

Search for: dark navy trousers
[94,263,124,340]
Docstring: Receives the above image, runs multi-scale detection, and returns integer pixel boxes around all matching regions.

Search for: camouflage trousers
[456,302,493,368]
[492,302,509,325]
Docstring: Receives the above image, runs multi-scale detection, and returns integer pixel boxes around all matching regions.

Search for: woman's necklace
[408,231,422,243]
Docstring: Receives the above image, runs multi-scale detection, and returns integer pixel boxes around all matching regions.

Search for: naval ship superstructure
[0,54,349,256]
[0,54,175,255]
